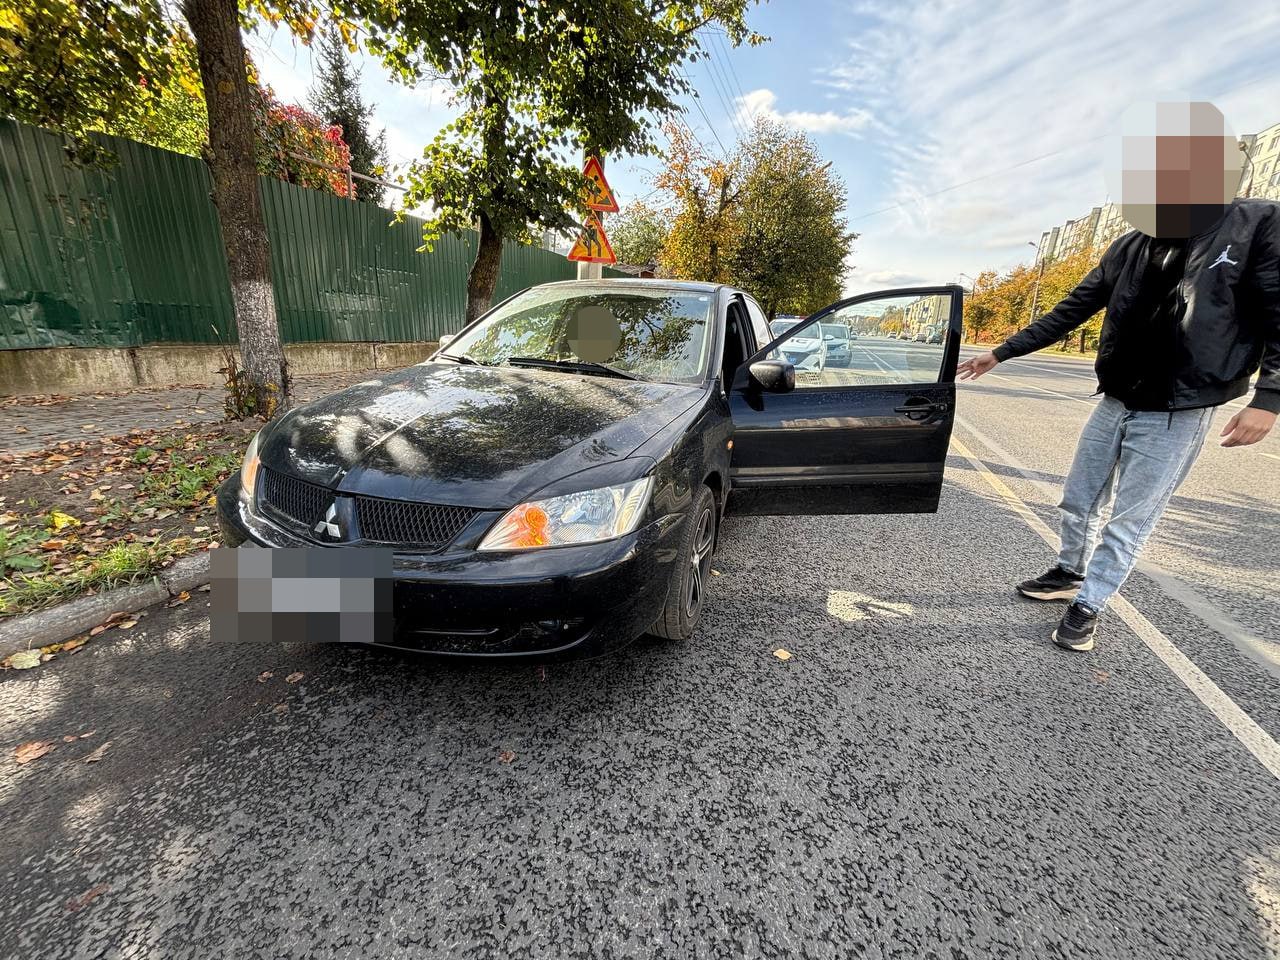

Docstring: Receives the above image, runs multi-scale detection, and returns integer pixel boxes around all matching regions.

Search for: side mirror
[823,334,835,341]
[437,333,455,351]
[748,359,795,393]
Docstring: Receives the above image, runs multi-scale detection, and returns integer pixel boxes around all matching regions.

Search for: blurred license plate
[209,547,394,644]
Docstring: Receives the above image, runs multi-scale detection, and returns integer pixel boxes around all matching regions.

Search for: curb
[0,553,211,659]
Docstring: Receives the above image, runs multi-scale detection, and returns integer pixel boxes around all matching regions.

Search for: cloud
[828,0,1280,294]
[736,88,874,137]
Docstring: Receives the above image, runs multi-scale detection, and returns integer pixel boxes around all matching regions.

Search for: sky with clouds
[248,0,1280,298]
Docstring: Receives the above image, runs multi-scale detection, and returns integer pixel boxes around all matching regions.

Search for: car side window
[768,293,951,388]
[742,298,772,356]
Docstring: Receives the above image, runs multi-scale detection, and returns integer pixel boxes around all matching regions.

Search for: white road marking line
[982,372,1097,407]
[858,346,899,378]
[1001,360,1097,381]
[957,414,1280,682]
[949,431,1280,782]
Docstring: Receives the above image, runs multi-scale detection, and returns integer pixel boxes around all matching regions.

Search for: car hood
[259,362,705,507]
[782,337,821,351]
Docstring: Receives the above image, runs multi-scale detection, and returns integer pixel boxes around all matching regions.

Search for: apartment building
[1240,121,1280,201]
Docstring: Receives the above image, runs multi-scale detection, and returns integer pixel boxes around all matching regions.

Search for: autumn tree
[359,2,763,323]
[966,246,1106,352]
[726,117,854,317]
[656,122,742,282]
[309,26,388,203]
[609,202,670,267]
[0,0,181,165]
[100,29,209,157]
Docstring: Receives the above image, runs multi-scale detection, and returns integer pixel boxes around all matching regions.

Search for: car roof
[535,278,724,295]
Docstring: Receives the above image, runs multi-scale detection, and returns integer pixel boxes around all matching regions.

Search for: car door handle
[894,401,949,419]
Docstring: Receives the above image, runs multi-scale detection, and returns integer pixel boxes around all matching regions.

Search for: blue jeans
[1058,396,1214,612]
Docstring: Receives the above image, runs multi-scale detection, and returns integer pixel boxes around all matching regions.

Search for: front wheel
[649,485,716,640]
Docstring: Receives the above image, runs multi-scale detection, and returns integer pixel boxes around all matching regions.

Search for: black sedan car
[217,279,963,658]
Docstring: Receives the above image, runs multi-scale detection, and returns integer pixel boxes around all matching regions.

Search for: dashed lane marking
[950,430,1280,783]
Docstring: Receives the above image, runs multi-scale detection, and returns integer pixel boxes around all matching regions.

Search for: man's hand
[957,351,1000,381]
[1220,407,1277,447]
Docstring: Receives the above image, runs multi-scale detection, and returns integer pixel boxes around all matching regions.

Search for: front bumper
[216,477,684,659]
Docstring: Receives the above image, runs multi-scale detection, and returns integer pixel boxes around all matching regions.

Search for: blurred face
[1110,101,1243,238]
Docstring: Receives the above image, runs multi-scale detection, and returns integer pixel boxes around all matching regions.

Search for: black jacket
[993,199,1280,413]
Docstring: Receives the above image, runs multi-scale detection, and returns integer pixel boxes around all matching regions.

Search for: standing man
[958,101,1279,652]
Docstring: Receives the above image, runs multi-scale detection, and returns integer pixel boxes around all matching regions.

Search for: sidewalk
[1,370,378,456]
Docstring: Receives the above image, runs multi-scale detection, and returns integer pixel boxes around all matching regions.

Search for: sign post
[570,156,619,278]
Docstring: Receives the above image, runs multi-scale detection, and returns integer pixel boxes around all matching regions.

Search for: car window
[770,293,950,388]
[445,286,714,384]
[742,298,772,354]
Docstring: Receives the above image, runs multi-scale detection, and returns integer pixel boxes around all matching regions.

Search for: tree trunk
[466,213,504,325]
[1078,329,1087,352]
[184,0,289,417]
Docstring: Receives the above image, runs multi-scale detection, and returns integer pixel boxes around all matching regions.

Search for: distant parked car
[914,330,928,342]
[820,322,852,367]
[927,329,944,345]
[771,317,826,374]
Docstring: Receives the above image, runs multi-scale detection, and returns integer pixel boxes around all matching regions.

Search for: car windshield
[770,320,806,338]
[820,324,847,338]
[444,286,714,383]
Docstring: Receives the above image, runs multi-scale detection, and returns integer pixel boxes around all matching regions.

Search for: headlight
[478,477,654,551]
[239,431,262,502]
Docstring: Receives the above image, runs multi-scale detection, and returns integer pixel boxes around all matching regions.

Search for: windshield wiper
[505,356,645,381]
[438,352,494,366]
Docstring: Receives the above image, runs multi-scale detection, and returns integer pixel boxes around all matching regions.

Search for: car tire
[649,485,717,640]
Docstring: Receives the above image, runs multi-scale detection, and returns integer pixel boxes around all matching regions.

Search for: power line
[698,44,747,144]
[848,136,1111,222]
[711,30,751,116]
[677,69,731,159]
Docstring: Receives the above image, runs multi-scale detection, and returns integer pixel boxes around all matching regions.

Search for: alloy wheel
[685,505,715,619]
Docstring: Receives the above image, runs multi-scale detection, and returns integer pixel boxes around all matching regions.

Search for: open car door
[728,286,963,515]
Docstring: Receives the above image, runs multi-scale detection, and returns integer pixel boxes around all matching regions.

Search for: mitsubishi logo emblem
[313,502,341,540]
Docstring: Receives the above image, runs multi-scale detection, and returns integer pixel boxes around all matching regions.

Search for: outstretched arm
[958,248,1117,381]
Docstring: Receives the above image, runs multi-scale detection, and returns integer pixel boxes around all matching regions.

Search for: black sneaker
[1052,602,1099,651]
[1016,565,1083,601]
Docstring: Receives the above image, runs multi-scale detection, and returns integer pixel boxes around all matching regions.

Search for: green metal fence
[0,118,621,350]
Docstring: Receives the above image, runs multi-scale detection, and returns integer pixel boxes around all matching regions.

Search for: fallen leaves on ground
[285,671,303,684]
[272,703,289,715]
[84,741,112,763]
[257,671,274,682]
[5,649,41,670]
[15,740,55,765]
[773,648,793,661]
[498,750,516,764]
[65,883,109,913]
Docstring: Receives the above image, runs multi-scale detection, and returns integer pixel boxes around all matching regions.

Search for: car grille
[259,468,331,534]
[257,467,477,549]
[355,495,477,548]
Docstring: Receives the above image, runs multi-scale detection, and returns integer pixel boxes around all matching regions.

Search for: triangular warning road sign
[567,211,617,264]
[582,156,619,213]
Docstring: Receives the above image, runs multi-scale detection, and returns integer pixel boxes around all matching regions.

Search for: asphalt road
[4,347,1279,959]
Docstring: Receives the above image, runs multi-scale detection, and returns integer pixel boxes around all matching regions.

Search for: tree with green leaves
[609,201,670,267]
[0,0,182,165]
[725,118,854,318]
[358,1,763,323]
[309,27,389,203]
[100,28,209,157]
